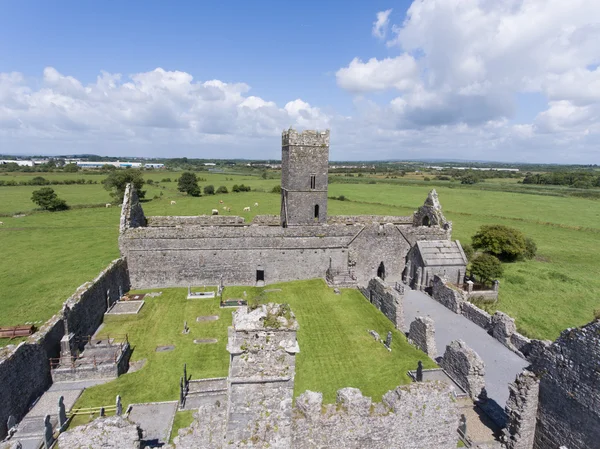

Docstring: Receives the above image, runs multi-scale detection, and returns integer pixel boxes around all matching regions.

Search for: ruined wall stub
[439,339,486,401]
[281,128,329,227]
[409,316,437,358]
[504,370,539,449]
[531,320,600,449]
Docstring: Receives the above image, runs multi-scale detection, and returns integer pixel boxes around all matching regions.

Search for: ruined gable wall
[292,382,459,449]
[359,277,404,330]
[119,183,146,233]
[532,320,600,449]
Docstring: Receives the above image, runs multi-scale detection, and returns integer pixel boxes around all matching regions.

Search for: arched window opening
[377,262,386,280]
[314,204,319,221]
[422,216,431,227]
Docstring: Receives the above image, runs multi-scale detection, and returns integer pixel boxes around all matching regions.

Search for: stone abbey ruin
[0,129,598,449]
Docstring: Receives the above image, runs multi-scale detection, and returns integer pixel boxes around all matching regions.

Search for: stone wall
[64,258,130,348]
[0,259,131,439]
[504,370,539,449]
[439,340,486,400]
[460,302,492,330]
[431,275,464,313]
[292,382,459,449]
[147,215,245,226]
[119,183,146,233]
[359,277,404,330]
[409,316,437,358]
[531,320,600,449]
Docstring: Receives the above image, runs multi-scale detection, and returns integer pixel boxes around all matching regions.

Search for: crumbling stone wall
[360,277,404,330]
[504,370,539,449]
[431,275,464,313]
[65,258,130,348]
[531,320,600,449]
[292,382,459,449]
[439,340,486,400]
[409,316,437,357]
[0,259,131,439]
[58,416,141,449]
[119,183,146,233]
[460,301,492,330]
[411,189,452,239]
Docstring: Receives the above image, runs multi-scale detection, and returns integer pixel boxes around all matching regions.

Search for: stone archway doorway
[377,262,386,280]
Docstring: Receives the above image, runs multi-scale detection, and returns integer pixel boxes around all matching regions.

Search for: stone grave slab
[106,300,144,315]
[156,345,175,352]
[196,315,219,322]
[194,339,218,344]
[127,401,178,446]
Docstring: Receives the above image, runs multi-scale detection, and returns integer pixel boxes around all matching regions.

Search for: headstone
[44,415,53,449]
[62,305,71,336]
[7,414,16,432]
[243,291,247,298]
[116,395,122,416]
[58,395,67,430]
[385,331,392,349]
[333,288,340,295]
[179,376,186,407]
[100,407,105,417]
[459,413,467,437]
[182,321,189,334]
[184,363,188,383]
[416,360,423,382]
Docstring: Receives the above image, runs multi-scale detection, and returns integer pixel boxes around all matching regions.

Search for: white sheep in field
[105,203,111,208]
[227,207,231,212]
[219,200,224,204]
[243,206,250,212]
[170,200,177,205]
[254,202,259,207]
[223,206,227,211]
[212,209,219,215]
[0,221,3,225]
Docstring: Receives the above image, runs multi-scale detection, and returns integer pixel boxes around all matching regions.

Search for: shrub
[64,163,80,172]
[472,225,527,261]
[423,176,431,181]
[470,253,503,285]
[203,185,215,195]
[31,187,69,211]
[30,176,49,185]
[271,185,282,194]
[462,243,474,261]
[216,185,228,194]
[161,178,172,183]
[524,237,537,260]
[337,195,347,201]
[233,184,251,193]
[178,172,201,196]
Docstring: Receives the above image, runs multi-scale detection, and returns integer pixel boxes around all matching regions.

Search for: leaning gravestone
[58,395,67,430]
[385,331,392,350]
[44,414,54,449]
[416,360,423,382]
[116,395,123,416]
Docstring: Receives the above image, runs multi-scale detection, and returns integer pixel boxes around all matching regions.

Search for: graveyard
[71,279,435,419]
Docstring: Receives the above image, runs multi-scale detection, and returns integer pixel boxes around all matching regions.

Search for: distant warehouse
[76,161,163,169]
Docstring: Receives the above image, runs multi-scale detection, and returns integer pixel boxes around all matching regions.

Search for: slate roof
[416,240,468,267]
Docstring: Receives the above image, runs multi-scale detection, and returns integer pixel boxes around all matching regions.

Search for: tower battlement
[282,128,330,147]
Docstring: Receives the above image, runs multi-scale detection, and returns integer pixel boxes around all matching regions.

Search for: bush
[470,253,503,285]
[30,176,49,186]
[103,169,145,200]
[423,176,431,181]
[161,178,172,183]
[271,185,282,194]
[472,225,528,261]
[31,187,69,211]
[203,185,215,195]
[337,195,347,201]
[232,184,251,193]
[524,237,537,260]
[216,185,228,194]
[64,163,80,172]
[462,243,474,261]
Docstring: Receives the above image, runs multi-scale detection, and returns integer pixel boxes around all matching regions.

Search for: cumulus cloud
[335,0,600,160]
[0,67,329,157]
[372,9,393,39]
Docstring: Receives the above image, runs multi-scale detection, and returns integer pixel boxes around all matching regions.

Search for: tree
[216,185,228,194]
[64,163,80,172]
[462,243,474,261]
[204,185,215,195]
[470,253,503,285]
[31,187,69,211]
[103,169,145,200]
[271,185,281,194]
[177,172,201,196]
[524,237,537,260]
[471,225,527,261]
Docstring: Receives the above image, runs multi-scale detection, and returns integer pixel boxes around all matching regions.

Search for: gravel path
[403,289,529,407]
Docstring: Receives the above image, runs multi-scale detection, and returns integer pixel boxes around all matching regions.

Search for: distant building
[0,160,34,167]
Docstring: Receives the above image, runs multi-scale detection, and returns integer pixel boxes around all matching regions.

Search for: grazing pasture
[0,170,599,342]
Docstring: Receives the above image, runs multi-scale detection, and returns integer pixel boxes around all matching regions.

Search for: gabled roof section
[416,240,467,267]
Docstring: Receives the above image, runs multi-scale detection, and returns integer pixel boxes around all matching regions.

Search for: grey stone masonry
[490,312,518,351]
[439,340,486,401]
[292,382,459,449]
[360,277,404,330]
[504,370,539,449]
[531,319,600,449]
[226,304,299,448]
[120,183,146,233]
[409,316,437,358]
[281,128,329,226]
[431,275,465,313]
[412,189,452,238]
[57,416,141,449]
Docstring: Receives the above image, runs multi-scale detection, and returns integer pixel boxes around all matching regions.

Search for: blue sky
[0,1,599,162]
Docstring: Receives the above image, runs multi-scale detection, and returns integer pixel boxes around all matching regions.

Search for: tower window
[314,204,319,220]
[310,174,316,189]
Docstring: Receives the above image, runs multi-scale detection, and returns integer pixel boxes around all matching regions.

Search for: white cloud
[372,9,393,39]
[336,55,418,93]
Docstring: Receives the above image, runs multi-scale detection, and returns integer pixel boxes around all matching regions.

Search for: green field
[1,170,599,342]
[73,280,434,411]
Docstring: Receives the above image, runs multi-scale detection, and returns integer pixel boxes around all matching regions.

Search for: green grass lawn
[73,279,435,413]
[1,171,599,342]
